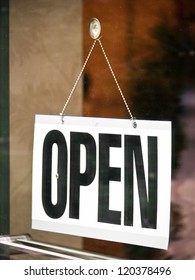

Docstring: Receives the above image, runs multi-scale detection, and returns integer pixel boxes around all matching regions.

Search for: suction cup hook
[89,18,101,39]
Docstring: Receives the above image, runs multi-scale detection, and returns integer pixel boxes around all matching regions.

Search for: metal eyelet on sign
[133,120,137,129]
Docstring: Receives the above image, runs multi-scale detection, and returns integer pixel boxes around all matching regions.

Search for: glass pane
[83,0,195,259]
[1,0,195,260]
[9,0,83,250]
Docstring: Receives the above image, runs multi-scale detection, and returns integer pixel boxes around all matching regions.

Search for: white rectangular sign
[32,115,172,249]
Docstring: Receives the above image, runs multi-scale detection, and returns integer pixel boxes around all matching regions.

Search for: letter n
[124,135,158,228]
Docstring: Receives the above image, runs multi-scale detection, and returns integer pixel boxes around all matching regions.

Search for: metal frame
[0,0,9,234]
[0,235,117,259]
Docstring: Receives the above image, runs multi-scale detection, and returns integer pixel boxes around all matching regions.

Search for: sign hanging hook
[60,18,136,128]
[89,18,101,39]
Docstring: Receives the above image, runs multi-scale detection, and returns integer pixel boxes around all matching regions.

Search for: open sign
[32,115,171,249]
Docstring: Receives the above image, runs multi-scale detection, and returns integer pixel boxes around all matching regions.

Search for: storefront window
[1,0,195,259]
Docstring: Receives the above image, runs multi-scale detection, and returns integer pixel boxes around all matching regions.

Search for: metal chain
[97,38,135,122]
[60,37,136,127]
[60,39,97,117]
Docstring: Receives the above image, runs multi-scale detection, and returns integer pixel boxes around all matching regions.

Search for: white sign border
[32,114,172,250]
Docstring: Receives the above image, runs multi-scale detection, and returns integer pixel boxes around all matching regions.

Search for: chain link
[60,37,136,127]
[97,38,134,121]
